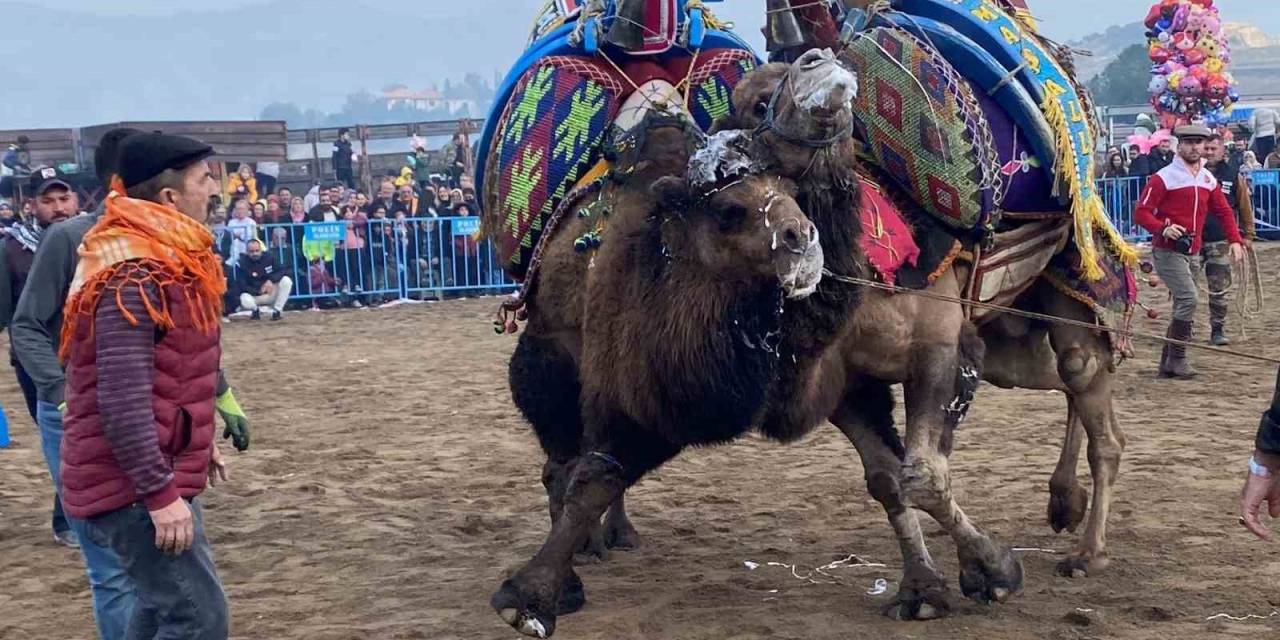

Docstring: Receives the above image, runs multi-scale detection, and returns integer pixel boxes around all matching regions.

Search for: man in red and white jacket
[1134,123,1246,379]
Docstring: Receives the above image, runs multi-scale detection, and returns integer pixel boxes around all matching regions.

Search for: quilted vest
[59,280,222,519]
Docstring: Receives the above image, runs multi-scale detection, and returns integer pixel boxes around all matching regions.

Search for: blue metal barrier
[1096,175,1149,242]
[1248,169,1280,235]
[221,217,517,309]
[1097,169,1280,242]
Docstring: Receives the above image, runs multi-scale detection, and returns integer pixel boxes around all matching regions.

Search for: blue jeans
[15,363,68,534]
[36,401,137,639]
[82,500,229,640]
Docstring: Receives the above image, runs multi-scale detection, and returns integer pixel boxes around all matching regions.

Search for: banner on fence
[451,217,481,237]
[1250,171,1279,187]
[304,222,345,242]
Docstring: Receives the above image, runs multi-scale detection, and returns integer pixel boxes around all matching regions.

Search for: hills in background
[0,0,535,128]
[5,1,1280,127]
[1069,21,1280,99]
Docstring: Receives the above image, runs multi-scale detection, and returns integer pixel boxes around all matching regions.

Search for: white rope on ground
[1205,610,1280,622]
[743,554,889,586]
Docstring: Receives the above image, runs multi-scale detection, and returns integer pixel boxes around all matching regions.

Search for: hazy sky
[18,0,1280,42]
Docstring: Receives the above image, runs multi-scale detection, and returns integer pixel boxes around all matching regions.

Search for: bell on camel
[766,0,806,52]
[605,0,648,50]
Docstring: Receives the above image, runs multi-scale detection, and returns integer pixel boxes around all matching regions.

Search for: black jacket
[332,138,354,173]
[1257,367,1280,455]
[1127,154,1153,178]
[1204,161,1242,243]
[237,251,286,293]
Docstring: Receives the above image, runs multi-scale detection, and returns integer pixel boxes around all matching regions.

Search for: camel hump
[612,80,690,137]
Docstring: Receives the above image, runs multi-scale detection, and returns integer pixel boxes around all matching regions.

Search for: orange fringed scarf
[59,182,225,361]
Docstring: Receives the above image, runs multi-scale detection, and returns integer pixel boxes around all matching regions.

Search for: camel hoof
[573,533,610,565]
[572,550,607,566]
[958,539,1024,605]
[1055,553,1109,579]
[556,570,586,616]
[1047,483,1089,534]
[883,575,951,621]
[604,519,641,551]
[492,580,558,638]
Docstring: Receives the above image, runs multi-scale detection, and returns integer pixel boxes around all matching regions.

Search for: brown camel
[495,50,1025,630]
[723,56,1125,583]
[560,50,1121,620]
[487,113,829,637]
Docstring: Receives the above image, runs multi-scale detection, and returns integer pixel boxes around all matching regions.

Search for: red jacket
[1134,157,1243,254]
[60,279,221,519]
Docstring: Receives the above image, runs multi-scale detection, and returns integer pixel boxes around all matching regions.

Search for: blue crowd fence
[1097,168,1280,243]
[220,216,518,307]
[218,171,1280,309]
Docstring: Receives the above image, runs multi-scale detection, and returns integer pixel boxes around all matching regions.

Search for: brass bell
[605,0,648,50]
[766,0,806,52]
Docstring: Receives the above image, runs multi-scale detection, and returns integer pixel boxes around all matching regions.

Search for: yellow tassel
[1041,96,1138,281]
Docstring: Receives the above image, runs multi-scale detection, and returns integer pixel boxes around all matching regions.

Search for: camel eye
[717,203,749,229]
[753,99,769,118]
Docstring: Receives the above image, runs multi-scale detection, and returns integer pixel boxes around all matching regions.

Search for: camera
[1174,233,1193,255]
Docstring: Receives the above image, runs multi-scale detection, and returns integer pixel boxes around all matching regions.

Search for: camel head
[650,130,823,300]
[712,48,858,176]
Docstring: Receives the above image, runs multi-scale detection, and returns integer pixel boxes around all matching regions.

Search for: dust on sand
[3,248,1280,640]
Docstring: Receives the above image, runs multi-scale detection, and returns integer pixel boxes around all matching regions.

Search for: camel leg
[602,493,640,551]
[508,332,618,565]
[900,326,1023,605]
[1046,319,1124,578]
[491,411,679,638]
[1047,398,1090,534]
[830,380,950,621]
[979,312,1088,535]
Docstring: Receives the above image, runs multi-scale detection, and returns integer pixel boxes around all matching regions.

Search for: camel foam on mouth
[778,229,823,300]
[688,130,758,189]
[795,62,859,114]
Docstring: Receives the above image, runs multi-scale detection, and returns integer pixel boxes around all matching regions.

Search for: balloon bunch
[1144,0,1240,129]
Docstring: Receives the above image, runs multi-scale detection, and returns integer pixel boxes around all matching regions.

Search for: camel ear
[651,176,691,213]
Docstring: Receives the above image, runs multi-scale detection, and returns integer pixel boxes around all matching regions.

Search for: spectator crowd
[207,132,501,320]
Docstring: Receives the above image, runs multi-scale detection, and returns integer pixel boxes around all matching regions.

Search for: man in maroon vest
[0,166,79,546]
[62,132,231,639]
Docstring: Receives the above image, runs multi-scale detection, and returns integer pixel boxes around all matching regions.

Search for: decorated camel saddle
[827,0,1137,341]
[477,0,761,280]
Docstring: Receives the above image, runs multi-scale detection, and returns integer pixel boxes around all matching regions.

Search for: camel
[544,50,1125,623]
[720,57,1125,584]
[488,51,1024,636]
[487,112,830,638]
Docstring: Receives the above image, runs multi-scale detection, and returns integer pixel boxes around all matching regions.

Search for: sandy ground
[3,247,1280,640]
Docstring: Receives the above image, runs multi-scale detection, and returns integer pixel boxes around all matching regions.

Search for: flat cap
[117,132,214,188]
[1173,123,1213,140]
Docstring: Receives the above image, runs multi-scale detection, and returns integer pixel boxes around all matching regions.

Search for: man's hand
[261,281,275,297]
[215,389,251,452]
[209,443,229,487]
[1229,242,1247,263]
[149,498,194,555]
[1162,223,1187,240]
[1240,451,1280,541]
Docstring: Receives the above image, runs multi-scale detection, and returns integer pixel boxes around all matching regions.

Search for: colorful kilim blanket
[841,26,999,236]
[686,48,757,131]
[1043,229,1139,356]
[898,0,1137,280]
[485,56,625,280]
